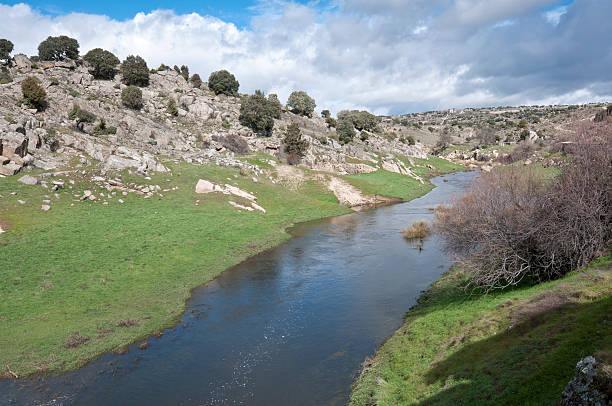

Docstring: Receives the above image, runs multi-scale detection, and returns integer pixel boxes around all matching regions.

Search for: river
[1,170,476,406]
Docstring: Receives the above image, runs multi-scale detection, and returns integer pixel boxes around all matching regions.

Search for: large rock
[1,132,29,159]
[195,179,220,194]
[189,101,214,119]
[561,356,611,405]
[105,155,140,171]
[0,162,22,176]
[13,54,32,71]
[18,175,38,185]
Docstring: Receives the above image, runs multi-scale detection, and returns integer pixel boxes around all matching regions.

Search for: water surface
[1,171,475,406]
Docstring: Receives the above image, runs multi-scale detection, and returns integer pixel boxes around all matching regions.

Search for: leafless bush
[499,141,536,163]
[435,122,611,291]
[402,220,431,240]
[212,133,249,154]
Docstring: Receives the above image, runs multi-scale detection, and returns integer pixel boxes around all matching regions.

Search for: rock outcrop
[561,356,612,406]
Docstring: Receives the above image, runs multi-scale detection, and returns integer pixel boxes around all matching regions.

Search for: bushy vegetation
[20,76,47,110]
[287,91,316,117]
[121,86,143,110]
[239,90,278,136]
[337,110,380,132]
[180,65,189,81]
[336,118,356,145]
[267,93,283,119]
[38,35,79,61]
[435,123,611,291]
[0,38,14,62]
[167,98,178,116]
[0,66,12,84]
[190,73,202,88]
[283,123,309,164]
[208,69,239,96]
[83,48,120,80]
[93,118,117,135]
[68,103,96,125]
[120,55,150,87]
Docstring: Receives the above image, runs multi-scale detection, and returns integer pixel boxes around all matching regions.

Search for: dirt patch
[64,332,91,349]
[509,291,572,327]
[326,176,376,207]
[275,164,306,191]
[117,319,140,328]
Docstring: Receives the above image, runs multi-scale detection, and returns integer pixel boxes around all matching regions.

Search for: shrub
[402,220,431,241]
[49,77,59,86]
[167,98,178,116]
[475,126,496,146]
[435,125,611,291]
[68,103,96,123]
[208,69,239,96]
[0,39,14,62]
[21,76,47,110]
[190,73,202,88]
[121,86,143,109]
[283,123,309,163]
[93,118,117,135]
[287,91,316,117]
[83,48,120,80]
[180,65,189,81]
[337,110,380,132]
[38,35,79,61]
[120,55,149,87]
[212,133,249,154]
[0,67,12,84]
[239,90,277,136]
[268,94,282,119]
[406,135,416,145]
[321,109,331,119]
[336,118,355,145]
[325,117,337,128]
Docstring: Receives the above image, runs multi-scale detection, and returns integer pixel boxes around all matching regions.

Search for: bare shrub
[500,141,536,163]
[435,123,611,291]
[212,134,249,154]
[402,220,431,240]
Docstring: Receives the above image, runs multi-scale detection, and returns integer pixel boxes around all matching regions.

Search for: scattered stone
[18,175,38,185]
[41,205,51,211]
[118,199,124,203]
[138,342,150,350]
[229,201,254,211]
[17,200,25,205]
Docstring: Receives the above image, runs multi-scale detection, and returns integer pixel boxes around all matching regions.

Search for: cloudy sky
[1,0,610,115]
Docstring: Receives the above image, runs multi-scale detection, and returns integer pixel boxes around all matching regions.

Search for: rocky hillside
[0,54,427,182]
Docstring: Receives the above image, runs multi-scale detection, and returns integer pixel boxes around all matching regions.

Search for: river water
[1,170,476,406]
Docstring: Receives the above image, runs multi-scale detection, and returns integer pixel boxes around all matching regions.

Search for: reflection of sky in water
[1,171,476,406]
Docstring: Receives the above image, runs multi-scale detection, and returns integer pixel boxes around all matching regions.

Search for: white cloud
[543,5,568,25]
[0,1,609,114]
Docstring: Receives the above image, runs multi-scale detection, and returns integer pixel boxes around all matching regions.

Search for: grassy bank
[349,256,612,406]
[343,155,463,200]
[0,154,457,378]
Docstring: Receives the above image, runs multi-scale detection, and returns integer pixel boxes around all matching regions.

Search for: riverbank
[349,255,612,405]
[0,154,460,379]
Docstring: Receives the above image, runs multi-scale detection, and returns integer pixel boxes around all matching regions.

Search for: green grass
[0,162,350,377]
[343,170,435,200]
[342,155,462,200]
[349,256,612,406]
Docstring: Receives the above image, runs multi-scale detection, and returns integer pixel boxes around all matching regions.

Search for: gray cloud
[0,0,609,114]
